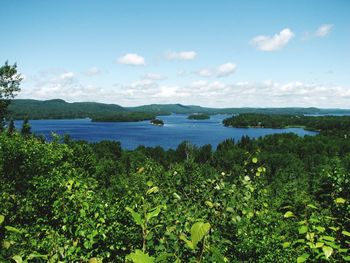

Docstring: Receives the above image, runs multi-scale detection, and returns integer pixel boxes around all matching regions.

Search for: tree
[0,61,22,121]
[7,119,15,135]
[21,117,31,137]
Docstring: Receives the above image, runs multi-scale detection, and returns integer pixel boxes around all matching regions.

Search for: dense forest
[9,99,350,120]
[1,120,350,262]
[187,114,210,120]
[224,113,350,134]
[91,112,158,122]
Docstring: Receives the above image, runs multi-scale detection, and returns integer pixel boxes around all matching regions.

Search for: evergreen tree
[7,119,15,135]
[21,117,31,137]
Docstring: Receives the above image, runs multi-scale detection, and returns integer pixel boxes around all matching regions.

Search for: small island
[187,114,210,120]
[150,118,164,126]
[91,112,156,122]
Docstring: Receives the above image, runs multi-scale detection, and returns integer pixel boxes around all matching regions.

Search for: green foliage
[223,113,350,136]
[0,61,22,128]
[20,117,31,137]
[1,121,350,262]
[10,99,350,120]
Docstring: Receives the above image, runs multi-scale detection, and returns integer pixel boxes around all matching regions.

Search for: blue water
[14,114,317,150]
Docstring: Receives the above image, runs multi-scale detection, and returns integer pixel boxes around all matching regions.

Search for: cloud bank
[19,70,350,108]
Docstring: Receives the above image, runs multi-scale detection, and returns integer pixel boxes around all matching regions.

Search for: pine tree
[21,117,31,137]
[7,119,15,135]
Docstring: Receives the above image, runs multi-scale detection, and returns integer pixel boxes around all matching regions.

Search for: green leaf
[343,255,350,261]
[5,226,22,234]
[0,215,4,225]
[298,225,308,234]
[28,253,48,260]
[12,255,23,263]
[322,246,333,259]
[284,211,295,218]
[283,242,291,248]
[205,201,214,208]
[126,249,155,263]
[315,242,324,248]
[307,204,318,209]
[126,207,143,226]
[209,246,227,263]
[173,192,181,200]
[335,197,346,204]
[190,221,211,249]
[342,230,350,237]
[179,234,194,250]
[297,253,309,263]
[146,186,159,195]
[315,226,325,233]
[146,206,162,221]
[155,253,176,262]
[321,235,335,242]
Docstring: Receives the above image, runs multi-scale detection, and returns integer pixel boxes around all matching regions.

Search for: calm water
[14,114,317,150]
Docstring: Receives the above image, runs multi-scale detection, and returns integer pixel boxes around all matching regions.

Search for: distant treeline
[8,99,350,120]
[91,112,157,122]
[223,113,350,134]
[187,114,210,120]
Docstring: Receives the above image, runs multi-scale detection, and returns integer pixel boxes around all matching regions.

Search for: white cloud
[86,67,101,76]
[165,50,197,61]
[251,28,294,51]
[217,63,237,77]
[118,53,145,66]
[198,69,213,77]
[196,62,237,78]
[315,24,334,37]
[153,86,190,98]
[60,72,75,80]
[17,70,350,108]
[144,73,165,80]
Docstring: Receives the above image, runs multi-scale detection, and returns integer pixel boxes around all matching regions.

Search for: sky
[1,0,350,108]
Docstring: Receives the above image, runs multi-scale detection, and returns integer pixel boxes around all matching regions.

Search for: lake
[14,114,317,150]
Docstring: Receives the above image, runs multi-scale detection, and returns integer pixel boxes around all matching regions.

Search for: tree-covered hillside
[1,123,350,262]
[8,99,350,120]
[8,99,127,120]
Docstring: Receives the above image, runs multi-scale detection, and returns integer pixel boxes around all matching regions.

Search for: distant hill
[7,99,350,120]
[8,99,126,119]
[128,104,209,114]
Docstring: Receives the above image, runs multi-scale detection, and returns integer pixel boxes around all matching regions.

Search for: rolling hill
[7,99,350,120]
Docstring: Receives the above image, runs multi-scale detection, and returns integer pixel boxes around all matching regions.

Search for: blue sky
[1,0,349,107]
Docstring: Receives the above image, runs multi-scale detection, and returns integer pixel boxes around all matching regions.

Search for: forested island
[223,113,350,134]
[150,118,164,126]
[187,114,210,120]
[91,112,157,122]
